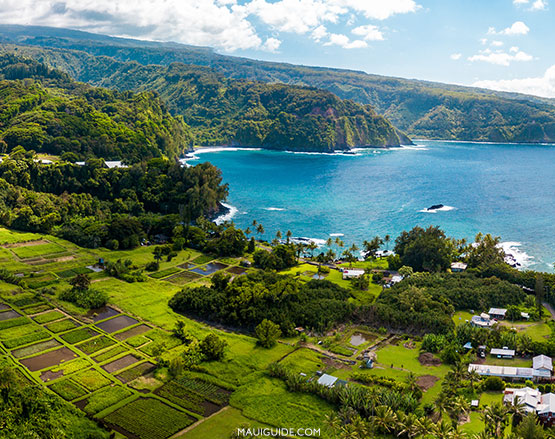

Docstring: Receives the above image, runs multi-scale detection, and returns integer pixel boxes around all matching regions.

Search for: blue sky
[0,0,553,97]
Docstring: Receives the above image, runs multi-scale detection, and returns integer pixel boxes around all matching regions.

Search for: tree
[362,236,382,259]
[69,273,91,291]
[172,320,193,343]
[398,265,414,278]
[256,223,265,239]
[482,403,509,438]
[247,236,256,253]
[384,234,391,251]
[255,319,281,348]
[505,305,521,321]
[507,396,527,428]
[394,226,454,272]
[199,333,227,360]
[153,246,163,262]
[535,274,545,315]
[515,414,545,439]
[169,356,185,377]
[466,233,505,269]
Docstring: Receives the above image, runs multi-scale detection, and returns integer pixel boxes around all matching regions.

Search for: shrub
[483,376,505,391]
[255,319,281,348]
[59,288,108,309]
[145,261,160,271]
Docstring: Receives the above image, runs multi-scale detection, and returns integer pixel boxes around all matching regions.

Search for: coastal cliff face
[0,45,410,152]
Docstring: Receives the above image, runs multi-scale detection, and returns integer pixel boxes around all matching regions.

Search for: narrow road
[542,302,555,320]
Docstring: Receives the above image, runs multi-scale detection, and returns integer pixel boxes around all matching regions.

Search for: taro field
[0,290,231,439]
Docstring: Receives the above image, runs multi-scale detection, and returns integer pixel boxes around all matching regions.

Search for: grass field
[11,242,67,259]
[184,407,270,439]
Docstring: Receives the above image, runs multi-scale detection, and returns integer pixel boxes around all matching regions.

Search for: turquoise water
[189,140,555,272]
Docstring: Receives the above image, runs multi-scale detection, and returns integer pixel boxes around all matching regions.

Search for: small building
[521,312,530,320]
[491,347,515,359]
[104,160,128,169]
[471,313,496,328]
[471,399,480,408]
[489,308,508,320]
[317,374,338,388]
[33,158,53,165]
[390,275,403,284]
[463,342,473,350]
[538,393,555,426]
[451,262,468,272]
[342,269,365,279]
[362,359,374,369]
[533,355,553,380]
[75,161,86,166]
[468,364,534,381]
[504,387,542,413]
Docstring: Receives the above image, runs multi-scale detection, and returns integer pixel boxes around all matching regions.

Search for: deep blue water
[188,140,555,272]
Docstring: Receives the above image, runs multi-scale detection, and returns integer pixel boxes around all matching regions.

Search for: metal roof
[488,308,507,315]
[317,374,338,387]
[533,355,553,371]
[469,364,534,379]
[491,348,515,356]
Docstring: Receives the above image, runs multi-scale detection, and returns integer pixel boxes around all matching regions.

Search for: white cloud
[450,53,462,60]
[351,24,384,41]
[325,33,367,49]
[491,40,504,47]
[0,0,420,52]
[468,49,533,66]
[311,25,328,42]
[488,21,530,36]
[473,65,555,98]
[262,37,282,52]
[513,0,548,10]
[510,46,519,53]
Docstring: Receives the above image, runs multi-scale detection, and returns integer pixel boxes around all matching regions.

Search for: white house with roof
[451,262,468,272]
[491,347,515,359]
[471,313,496,328]
[538,393,555,426]
[489,308,508,319]
[504,387,542,413]
[342,269,364,280]
[317,374,338,387]
[469,355,553,382]
[104,160,128,169]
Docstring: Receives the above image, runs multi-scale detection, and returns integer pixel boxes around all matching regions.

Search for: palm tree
[433,419,454,439]
[372,405,396,434]
[405,372,419,394]
[414,417,434,438]
[275,230,282,240]
[468,369,481,391]
[506,396,527,428]
[396,412,420,439]
[326,237,333,247]
[307,241,318,258]
[244,227,251,237]
[384,234,391,251]
[256,223,265,239]
[286,230,292,244]
[482,403,509,438]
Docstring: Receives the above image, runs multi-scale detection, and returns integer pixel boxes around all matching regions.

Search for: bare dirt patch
[404,340,416,349]
[418,352,442,366]
[322,356,351,370]
[416,374,439,391]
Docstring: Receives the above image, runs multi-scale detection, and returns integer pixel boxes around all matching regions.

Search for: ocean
[186,140,555,272]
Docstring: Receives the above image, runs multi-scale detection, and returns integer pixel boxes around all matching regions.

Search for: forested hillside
[2,25,555,143]
[0,49,405,151]
[0,54,191,161]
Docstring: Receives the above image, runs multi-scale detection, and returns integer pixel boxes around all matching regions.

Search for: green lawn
[184,407,270,439]
[0,227,43,244]
[279,348,325,375]
[375,342,450,377]
[452,311,474,325]
[11,242,67,259]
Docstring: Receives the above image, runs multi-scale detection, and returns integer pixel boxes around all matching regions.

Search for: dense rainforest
[2,25,555,143]
[0,47,406,152]
[0,55,191,162]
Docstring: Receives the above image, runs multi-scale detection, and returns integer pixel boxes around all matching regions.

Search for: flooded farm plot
[115,361,156,383]
[350,332,376,346]
[89,306,120,322]
[102,354,140,373]
[114,324,150,341]
[0,303,10,310]
[20,347,76,371]
[227,266,247,275]
[0,310,20,320]
[177,262,196,270]
[96,315,138,333]
[11,339,61,358]
[191,262,228,276]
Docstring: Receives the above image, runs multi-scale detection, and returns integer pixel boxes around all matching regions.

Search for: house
[362,359,374,369]
[533,355,553,380]
[451,262,468,272]
[471,313,496,328]
[489,308,508,319]
[491,347,515,359]
[33,158,53,165]
[504,387,542,413]
[390,275,403,284]
[468,364,534,381]
[471,400,480,408]
[75,161,86,166]
[521,312,530,320]
[104,160,128,169]
[463,342,473,350]
[317,374,338,387]
[342,269,365,279]
[538,393,555,426]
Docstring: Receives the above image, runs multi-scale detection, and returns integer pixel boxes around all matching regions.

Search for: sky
[0,0,554,97]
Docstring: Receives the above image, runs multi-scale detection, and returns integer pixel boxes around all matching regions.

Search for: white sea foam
[329,233,344,237]
[263,207,286,211]
[418,205,456,213]
[290,237,327,246]
[214,203,238,225]
[399,145,430,151]
[498,241,534,269]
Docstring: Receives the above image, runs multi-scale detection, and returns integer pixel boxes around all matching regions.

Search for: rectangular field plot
[22,303,53,314]
[45,318,80,333]
[33,310,65,324]
[89,306,120,322]
[0,303,9,310]
[115,362,156,383]
[95,315,138,333]
[11,242,67,259]
[102,398,195,439]
[49,378,87,401]
[92,345,129,363]
[101,354,140,374]
[0,310,20,321]
[40,358,91,382]
[114,324,150,341]
[20,346,77,371]
[11,339,61,358]
[165,271,202,285]
[76,336,115,355]
[82,386,133,415]
[138,329,181,356]
[73,368,112,392]
[148,267,182,279]
[61,327,99,344]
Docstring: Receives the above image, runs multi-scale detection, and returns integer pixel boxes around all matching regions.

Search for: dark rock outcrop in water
[427,204,444,211]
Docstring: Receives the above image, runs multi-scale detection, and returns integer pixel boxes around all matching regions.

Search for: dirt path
[543,302,555,320]
[172,406,230,438]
